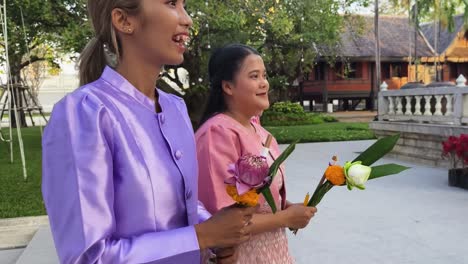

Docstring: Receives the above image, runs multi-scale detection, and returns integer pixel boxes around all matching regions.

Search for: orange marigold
[226,185,259,207]
[324,165,346,185]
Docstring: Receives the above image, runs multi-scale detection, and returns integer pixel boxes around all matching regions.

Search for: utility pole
[373,0,381,111]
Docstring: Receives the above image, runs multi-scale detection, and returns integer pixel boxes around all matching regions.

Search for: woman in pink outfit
[196,44,317,263]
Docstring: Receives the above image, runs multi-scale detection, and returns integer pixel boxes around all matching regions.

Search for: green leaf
[268,140,298,181]
[369,164,410,180]
[352,134,400,166]
[261,187,277,213]
[307,181,334,207]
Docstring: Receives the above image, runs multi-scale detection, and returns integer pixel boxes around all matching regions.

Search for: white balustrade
[377,75,468,125]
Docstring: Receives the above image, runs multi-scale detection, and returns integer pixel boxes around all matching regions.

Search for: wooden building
[421,15,468,83]
[300,16,434,111]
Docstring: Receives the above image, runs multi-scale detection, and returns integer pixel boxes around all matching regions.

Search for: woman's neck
[116,55,161,102]
[224,110,255,132]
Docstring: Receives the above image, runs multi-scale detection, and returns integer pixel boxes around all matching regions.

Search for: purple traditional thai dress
[42,66,210,264]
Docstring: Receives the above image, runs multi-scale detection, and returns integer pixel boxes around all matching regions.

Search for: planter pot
[448,168,468,190]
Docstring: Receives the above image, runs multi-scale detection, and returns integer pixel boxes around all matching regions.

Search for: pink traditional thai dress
[196,113,294,264]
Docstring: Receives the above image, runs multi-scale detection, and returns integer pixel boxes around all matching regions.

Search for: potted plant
[442,134,468,190]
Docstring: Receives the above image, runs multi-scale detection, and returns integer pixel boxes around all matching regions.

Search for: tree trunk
[8,70,28,128]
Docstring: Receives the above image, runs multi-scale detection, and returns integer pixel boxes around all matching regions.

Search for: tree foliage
[0,0,90,83]
[2,0,371,125]
[164,0,370,123]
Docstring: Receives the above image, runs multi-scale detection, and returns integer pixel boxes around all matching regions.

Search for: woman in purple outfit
[41,1,255,263]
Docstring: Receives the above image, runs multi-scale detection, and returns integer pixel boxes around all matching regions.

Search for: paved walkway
[285,140,468,264]
[1,140,467,264]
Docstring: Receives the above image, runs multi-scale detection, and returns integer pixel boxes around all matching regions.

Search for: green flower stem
[307,181,334,207]
[292,180,334,235]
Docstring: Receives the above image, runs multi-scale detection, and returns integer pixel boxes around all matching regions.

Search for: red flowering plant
[442,134,468,169]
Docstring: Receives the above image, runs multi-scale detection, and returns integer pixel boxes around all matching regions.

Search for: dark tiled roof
[420,15,465,54]
[333,15,434,59]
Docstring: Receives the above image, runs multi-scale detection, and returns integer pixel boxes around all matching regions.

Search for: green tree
[161,0,370,124]
[1,0,90,127]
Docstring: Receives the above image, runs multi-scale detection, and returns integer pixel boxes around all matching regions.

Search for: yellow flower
[258,18,265,24]
[324,165,346,185]
[268,7,275,13]
[226,185,259,207]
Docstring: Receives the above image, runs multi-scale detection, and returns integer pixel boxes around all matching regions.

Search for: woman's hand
[282,203,317,230]
[214,246,238,264]
[195,204,256,249]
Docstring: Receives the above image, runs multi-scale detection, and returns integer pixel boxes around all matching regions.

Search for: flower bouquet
[294,133,410,234]
[224,135,298,213]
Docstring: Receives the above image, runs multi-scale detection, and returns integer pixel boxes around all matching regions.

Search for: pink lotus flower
[225,154,270,195]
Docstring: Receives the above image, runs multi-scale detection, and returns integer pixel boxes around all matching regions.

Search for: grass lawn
[0,127,46,218]
[0,122,374,218]
[266,122,375,144]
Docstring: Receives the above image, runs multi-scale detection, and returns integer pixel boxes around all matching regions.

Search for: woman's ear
[221,80,234,96]
[111,8,135,35]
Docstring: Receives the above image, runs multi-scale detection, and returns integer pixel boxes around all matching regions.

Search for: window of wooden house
[390,63,408,77]
[346,62,362,79]
[313,62,326,81]
[381,63,390,79]
[381,63,408,79]
[333,62,345,80]
[333,62,362,79]
[450,63,459,79]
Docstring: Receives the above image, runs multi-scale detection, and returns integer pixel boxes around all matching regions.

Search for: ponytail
[78,37,107,86]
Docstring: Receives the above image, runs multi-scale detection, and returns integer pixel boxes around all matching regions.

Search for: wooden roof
[420,15,465,55]
[330,15,434,60]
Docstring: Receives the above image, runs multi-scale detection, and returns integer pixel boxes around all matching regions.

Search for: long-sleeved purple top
[42,66,211,264]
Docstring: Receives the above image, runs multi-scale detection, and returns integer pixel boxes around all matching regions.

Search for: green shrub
[261,101,336,126]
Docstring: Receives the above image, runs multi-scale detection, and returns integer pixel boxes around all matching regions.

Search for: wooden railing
[377,75,468,126]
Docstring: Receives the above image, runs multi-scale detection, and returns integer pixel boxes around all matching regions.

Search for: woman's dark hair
[198,44,260,127]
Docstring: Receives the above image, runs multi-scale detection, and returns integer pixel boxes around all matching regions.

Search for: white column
[388,96,395,115]
[414,96,422,115]
[423,95,433,116]
[434,95,443,116]
[396,96,403,115]
[405,96,413,115]
[445,94,453,116]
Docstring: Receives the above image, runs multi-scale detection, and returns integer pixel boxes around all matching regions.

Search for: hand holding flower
[281,204,317,230]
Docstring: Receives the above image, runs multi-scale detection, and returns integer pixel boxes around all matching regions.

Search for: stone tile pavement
[1,140,467,264]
